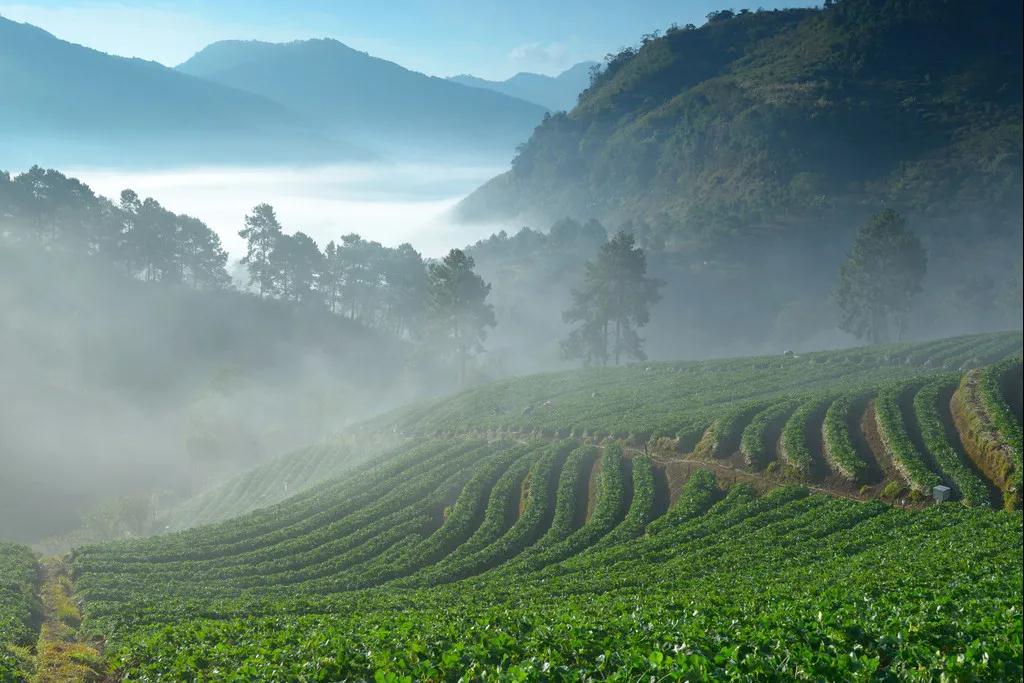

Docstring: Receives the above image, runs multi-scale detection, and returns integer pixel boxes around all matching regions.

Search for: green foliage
[428,249,496,384]
[875,384,942,495]
[740,399,799,468]
[779,394,833,475]
[86,490,1023,681]
[821,396,869,483]
[562,231,662,365]
[913,378,992,507]
[978,355,1023,504]
[63,334,1024,680]
[591,453,655,547]
[376,332,1020,442]
[0,543,38,682]
[646,470,720,535]
[0,544,38,648]
[461,0,1022,252]
[834,209,927,344]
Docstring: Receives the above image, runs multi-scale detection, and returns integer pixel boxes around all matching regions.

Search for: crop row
[372,334,1020,446]
[778,394,833,475]
[978,355,1023,505]
[740,399,799,468]
[74,440,468,573]
[75,443,492,601]
[408,444,544,587]
[512,444,627,572]
[820,395,870,483]
[912,378,992,507]
[399,442,571,586]
[589,453,654,549]
[0,543,38,648]
[76,439,456,566]
[874,384,942,496]
[96,480,1023,681]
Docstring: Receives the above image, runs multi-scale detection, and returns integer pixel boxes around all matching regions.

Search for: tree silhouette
[239,204,283,298]
[834,209,927,344]
[428,249,496,385]
[562,230,662,365]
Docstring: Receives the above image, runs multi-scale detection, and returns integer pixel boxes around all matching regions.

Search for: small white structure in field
[932,485,952,503]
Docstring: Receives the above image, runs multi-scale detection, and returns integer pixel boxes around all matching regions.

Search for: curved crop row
[531,445,596,549]
[512,444,626,572]
[356,442,527,585]
[874,385,941,496]
[778,395,832,476]
[978,356,1023,505]
[75,444,491,600]
[408,444,543,586]
[645,470,721,535]
[94,488,1023,682]
[913,379,992,507]
[694,402,763,459]
[75,440,457,566]
[740,399,799,468]
[821,396,869,483]
[412,442,571,584]
[589,453,655,549]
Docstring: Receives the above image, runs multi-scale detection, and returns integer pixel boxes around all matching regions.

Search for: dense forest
[454,1,1023,364]
[461,0,1022,239]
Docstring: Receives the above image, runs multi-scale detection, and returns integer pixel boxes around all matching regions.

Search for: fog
[67,162,507,259]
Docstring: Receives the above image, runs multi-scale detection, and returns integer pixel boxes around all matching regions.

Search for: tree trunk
[615,319,622,365]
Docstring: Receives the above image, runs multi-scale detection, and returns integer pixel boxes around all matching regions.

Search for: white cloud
[506,41,571,75]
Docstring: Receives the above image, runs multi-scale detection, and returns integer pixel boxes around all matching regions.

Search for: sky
[0,0,817,80]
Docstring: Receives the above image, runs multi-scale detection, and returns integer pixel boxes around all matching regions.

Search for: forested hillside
[455,0,1023,362]
[0,168,448,544]
[459,0,1022,246]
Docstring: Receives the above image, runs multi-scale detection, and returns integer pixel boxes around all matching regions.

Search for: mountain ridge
[448,61,599,111]
[0,16,365,167]
[177,38,549,159]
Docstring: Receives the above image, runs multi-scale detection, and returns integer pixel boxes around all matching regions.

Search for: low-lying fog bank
[66,162,509,259]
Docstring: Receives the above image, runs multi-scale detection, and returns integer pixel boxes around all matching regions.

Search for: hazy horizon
[62,161,509,260]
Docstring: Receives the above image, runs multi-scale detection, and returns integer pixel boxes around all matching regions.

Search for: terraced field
[2,332,1022,681]
[161,436,389,531]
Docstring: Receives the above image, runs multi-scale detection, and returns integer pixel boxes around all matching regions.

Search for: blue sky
[0,1,817,79]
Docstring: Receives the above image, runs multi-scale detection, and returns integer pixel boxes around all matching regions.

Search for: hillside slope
[178,39,548,159]
[457,0,1023,246]
[0,16,359,167]
[449,61,598,111]
[0,243,432,544]
[59,332,1024,679]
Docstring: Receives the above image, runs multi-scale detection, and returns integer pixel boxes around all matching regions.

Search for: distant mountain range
[448,62,598,111]
[177,39,548,160]
[0,16,363,167]
[0,17,549,166]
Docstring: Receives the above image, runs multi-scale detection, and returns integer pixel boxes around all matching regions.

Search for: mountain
[449,61,598,111]
[177,39,549,159]
[0,16,360,167]
[456,1,1023,248]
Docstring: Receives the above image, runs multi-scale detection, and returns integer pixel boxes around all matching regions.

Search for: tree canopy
[834,209,927,344]
[428,249,496,384]
[562,230,662,365]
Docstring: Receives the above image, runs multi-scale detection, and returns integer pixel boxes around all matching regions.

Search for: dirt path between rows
[31,557,106,683]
